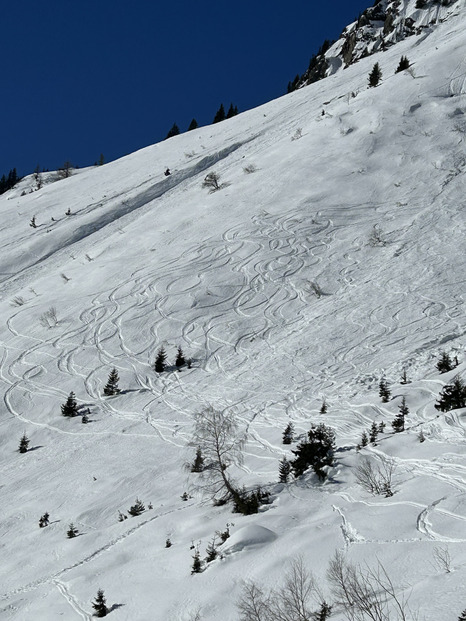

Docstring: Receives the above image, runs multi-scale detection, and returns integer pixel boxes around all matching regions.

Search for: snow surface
[0,3,465,620]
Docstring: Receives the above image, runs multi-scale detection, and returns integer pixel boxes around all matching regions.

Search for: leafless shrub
[237,556,325,621]
[202,172,225,193]
[368,225,386,247]
[39,306,58,328]
[10,296,26,307]
[354,458,396,497]
[327,550,410,621]
[243,164,257,174]
[309,281,323,298]
[433,545,452,573]
[291,128,303,141]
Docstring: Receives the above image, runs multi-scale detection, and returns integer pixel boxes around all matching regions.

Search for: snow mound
[222,525,277,555]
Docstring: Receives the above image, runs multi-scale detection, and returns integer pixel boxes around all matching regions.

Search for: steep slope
[0,5,465,621]
[296,0,465,86]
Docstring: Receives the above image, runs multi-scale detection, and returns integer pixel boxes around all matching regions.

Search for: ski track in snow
[1,8,466,619]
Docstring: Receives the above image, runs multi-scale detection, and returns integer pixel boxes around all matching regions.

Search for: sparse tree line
[165,103,239,140]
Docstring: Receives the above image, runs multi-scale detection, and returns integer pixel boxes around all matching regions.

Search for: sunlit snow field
[0,2,465,619]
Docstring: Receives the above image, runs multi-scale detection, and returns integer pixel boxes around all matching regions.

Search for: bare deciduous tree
[202,172,223,192]
[432,545,452,573]
[189,406,245,506]
[354,458,396,497]
[238,557,325,621]
[327,550,410,621]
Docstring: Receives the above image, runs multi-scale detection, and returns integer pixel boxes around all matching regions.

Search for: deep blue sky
[2,0,371,177]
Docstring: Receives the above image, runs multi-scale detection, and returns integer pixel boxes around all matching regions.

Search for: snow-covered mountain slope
[0,5,465,621]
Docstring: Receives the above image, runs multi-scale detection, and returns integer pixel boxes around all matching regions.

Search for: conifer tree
[392,396,409,432]
[61,392,78,417]
[435,375,466,412]
[400,368,408,384]
[282,422,295,444]
[128,498,145,516]
[458,610,466,621]
[213,103,226,123]
[91,589,108,617]
[191,549,203,574]
[187,118,198,131]
[175,345,186,368]
[395,56,410,73]
[291,423,335,480]
[226,103,238,118]
[67,523,79,538]
[205,537,218,562]
[379,378,391,402]
[165,123,180,139]
[154,346,167,373]
[369,421,379,444]
[18,432,30,453]
[39,512,50,528]
[191,446,205,472]
[278,456,292,483]
[437,351,456,373]
[368,62,382,87]
[103,368,120,396]
[320,399,328,414]
[360,431,369,447]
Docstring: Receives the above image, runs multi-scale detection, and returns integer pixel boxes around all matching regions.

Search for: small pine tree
[378,421,386,434]
[457,610,466,621]
[191,446,205,472]
[39,512,50,528]
[379,378,391,402]
[400,368,408,384]
[437,351,456,374]
[175,345,186,367]
[61,392,78,417]
[30,216,37,228]
[154,347,167,373]
[317,601,332,621]
[205,537,218,562]
[103,368,120,396]
[435,375,466,412]
[118,511,127,522]
[67,523,79,538]
[361,431,369,447]
[395,56,410,73]
[392,398,408,433]
[187,118,198,131]
[278,456,292,483]
[282,422,295,444]
[226,103,239,118]
[165,123,180,139]
[320,399,328,414]
[369,421,379,444]
[91,589,108,617]
[82,412,89,424]
[213,103,226,123]
[191,549,203,574]
[128,498,145,516]
[18,432,30,453]
[368,62,382,87]
[165,537,172,548]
